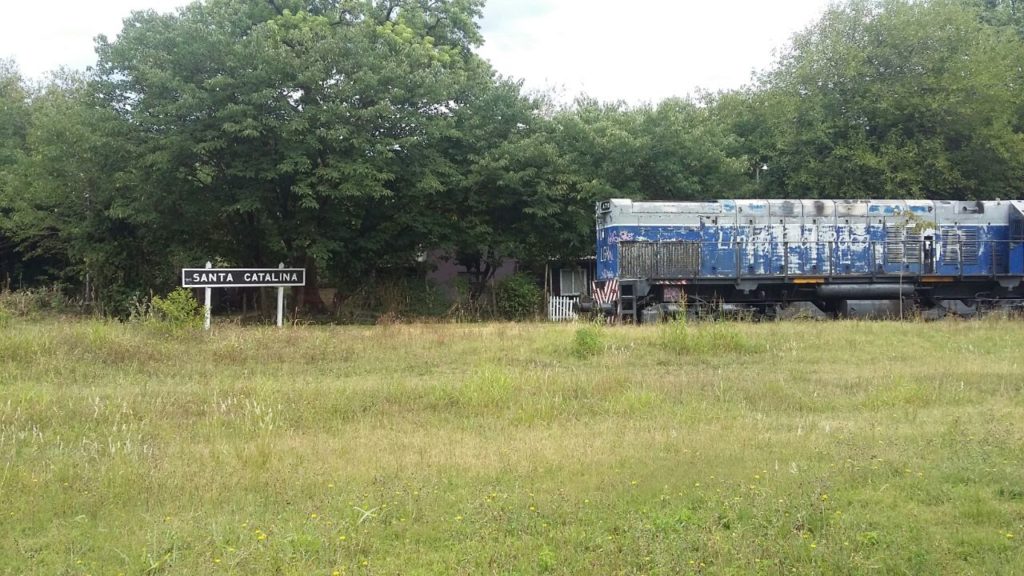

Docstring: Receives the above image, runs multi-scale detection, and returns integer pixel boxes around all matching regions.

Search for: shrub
[571,325,604,359]
[150,287,203,330]
[0,286,81,317]
[495,274,543,321]
[334,277,451,324]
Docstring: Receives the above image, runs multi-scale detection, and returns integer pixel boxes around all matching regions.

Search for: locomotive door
[923,235,935,274]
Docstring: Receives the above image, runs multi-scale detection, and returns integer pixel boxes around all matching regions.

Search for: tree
[3,71,151,311]
[739,0,1024,199]
[93,0,493,310]
[0,60,32,287]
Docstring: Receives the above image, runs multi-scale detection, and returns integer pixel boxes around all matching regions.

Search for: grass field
[1,317,1022,575]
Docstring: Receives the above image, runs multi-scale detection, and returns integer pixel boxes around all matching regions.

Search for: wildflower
[310,513,318,520]
[630,480,638,486]
[455,515,463,521]
[338,535,347,541]
[333,571,341,576]
[1007,533,1015,539]
[213,558,221,564]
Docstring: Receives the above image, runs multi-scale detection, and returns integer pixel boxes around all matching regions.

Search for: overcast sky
[0,0,831,105]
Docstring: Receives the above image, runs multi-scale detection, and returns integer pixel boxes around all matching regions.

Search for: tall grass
[0,318,1021,574]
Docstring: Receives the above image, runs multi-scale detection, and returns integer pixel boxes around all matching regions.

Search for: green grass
[0,318,1022,574]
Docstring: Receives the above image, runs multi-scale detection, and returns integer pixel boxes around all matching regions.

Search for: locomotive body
[590,198,1024,319]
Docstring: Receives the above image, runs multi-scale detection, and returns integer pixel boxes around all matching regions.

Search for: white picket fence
[547,295,579,321]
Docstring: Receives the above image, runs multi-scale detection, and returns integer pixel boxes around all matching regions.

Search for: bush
[0,286,81,317]
[150,288,204,331]
[334,277,451,324]
[571,325,604,359]
[495,274,543,321]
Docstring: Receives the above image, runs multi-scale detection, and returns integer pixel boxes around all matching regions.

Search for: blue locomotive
[588,198,1024,320]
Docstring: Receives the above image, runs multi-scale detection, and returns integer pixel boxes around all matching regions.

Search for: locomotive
[584,198,1024,320]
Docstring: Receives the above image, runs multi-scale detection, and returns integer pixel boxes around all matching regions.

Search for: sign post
[204,261,212,331]
[182,264,306,330]
[276,262,285,327]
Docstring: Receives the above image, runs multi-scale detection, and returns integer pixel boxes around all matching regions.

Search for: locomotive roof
[598,198,1024,226]
[602,198,1024,216]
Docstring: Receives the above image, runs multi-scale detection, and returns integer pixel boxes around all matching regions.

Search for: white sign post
[181,263,306,330]
[204,261,212,330]
[276,262,285,327]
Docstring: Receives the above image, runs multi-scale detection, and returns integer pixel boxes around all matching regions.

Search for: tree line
[1,0,1022,315]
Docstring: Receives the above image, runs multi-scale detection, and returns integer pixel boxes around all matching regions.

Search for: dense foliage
[1,0,1023,314]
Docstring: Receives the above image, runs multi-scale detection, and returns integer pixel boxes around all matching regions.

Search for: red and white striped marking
[592,279,620,305]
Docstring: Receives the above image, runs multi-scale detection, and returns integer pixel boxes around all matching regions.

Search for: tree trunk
[295,255,326,314]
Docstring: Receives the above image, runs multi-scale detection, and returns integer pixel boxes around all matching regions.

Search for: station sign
[181,267,306,288]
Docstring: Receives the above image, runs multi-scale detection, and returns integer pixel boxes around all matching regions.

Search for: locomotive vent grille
[941,227,979,266]
[885,223,922,264]
[960,228,979,265]
[620,241,700,279]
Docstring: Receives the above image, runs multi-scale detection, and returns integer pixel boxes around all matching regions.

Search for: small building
[545,257,596,321]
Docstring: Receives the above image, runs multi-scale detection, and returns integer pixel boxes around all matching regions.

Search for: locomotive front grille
[620,241,700,278]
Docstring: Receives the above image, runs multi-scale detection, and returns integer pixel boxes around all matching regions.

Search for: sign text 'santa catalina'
[181,268,306,287]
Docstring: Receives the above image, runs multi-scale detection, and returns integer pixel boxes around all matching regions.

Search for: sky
[0,0,832,105]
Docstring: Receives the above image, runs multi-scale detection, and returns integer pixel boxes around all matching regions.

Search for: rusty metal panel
[657,241,701,277]
[620,241,700,279]
[620,242,657,278]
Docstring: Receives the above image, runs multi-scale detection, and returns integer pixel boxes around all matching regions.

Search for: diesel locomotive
[585,198,1024,320]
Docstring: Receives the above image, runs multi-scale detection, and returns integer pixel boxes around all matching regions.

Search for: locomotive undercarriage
[590,277,1024,322]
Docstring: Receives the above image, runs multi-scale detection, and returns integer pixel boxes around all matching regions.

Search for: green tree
[93,0,492,310]
[3,72,152,311]
[740,0,1024,199]
[0,60,31,286]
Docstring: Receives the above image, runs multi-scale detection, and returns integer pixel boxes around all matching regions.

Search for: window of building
[559,268,587,296]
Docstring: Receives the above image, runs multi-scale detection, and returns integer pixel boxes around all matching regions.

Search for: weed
[660,319,764,355]
[150,287,203,331]
[571,325,603,358]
